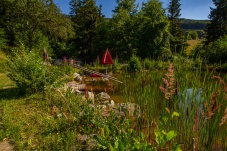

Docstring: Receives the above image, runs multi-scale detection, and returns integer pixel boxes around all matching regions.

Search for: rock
[77,134,97,150]
[95,92,111,101]
[81,91,95,103]
[87,91,94,104]
[77,134,88,144]
[75,90,83,94]
[96,105,107,109]
[66,81,86,91]
[73,72,82,82]
[102,100,115,107]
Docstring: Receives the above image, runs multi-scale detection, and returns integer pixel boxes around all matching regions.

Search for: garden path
[0,141,14,151]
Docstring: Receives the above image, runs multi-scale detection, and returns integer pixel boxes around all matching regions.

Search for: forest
[0,0,226,64]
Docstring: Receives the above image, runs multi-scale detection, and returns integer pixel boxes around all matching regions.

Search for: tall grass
[121,59,227,150]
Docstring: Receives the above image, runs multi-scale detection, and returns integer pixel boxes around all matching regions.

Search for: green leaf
[109,144,114,151]
[161,130,167,135]
[165,107,170,114]
[104,126,110,138]
[172,144,182,151]
[166,131,177,141]
[162,116,169,124]
[171,111,180,118]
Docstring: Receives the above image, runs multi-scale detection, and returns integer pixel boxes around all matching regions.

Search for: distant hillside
[180,18,210,30]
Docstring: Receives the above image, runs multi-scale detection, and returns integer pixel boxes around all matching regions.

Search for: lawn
[0,50,15,89]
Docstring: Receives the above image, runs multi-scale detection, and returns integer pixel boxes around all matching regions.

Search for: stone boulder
[95,92,111,102]
[66,81,86,91]
[73,72,83,82]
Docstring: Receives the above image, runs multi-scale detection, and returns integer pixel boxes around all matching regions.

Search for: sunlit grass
[0,50,7,73]
[0,73,15,89]
[186,39,201,55]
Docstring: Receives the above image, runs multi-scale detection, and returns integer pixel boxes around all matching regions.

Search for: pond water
[84,75,124,103]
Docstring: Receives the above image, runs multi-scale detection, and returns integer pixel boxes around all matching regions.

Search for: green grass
[0,50,7,73]
[121,59,227,150]
[0,91,90,150]
[186,39,201,56]
[0,73,15,89]
[0,50,15,89]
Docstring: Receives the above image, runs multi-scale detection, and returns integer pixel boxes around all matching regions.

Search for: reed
[122,59,227,150]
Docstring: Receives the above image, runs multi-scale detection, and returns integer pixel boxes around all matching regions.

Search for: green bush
[112,59,121,73]
[202,35,227,63]
[6,45,64,94]
[129,55,141,72]
[143,58,154,70]
[0,28,7,49]
[186,31,198,40]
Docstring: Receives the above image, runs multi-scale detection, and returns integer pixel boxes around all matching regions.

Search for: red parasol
[100,49,113,74]
[100,49,113,64]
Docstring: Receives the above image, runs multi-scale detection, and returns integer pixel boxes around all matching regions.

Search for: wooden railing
[71,63,123,83]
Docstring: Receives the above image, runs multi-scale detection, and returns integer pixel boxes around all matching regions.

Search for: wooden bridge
[71,63,123,83]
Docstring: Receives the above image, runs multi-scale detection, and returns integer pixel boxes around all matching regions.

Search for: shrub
[6,45,64,94]
[202,35,227,63]
[129,55,141,72]
[112,59,121,73]
[143,58,154,70]
[186,31,198,40]
[0,28,7,49]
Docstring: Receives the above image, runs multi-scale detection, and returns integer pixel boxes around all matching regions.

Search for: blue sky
[54,0,214,20]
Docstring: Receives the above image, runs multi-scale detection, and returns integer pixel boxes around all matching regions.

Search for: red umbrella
[100,49,113,74]
[101,49,113,64]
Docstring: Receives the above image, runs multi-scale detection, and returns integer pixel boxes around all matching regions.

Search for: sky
[53,0,215,20]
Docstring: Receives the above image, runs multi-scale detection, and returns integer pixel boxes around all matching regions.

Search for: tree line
[180,19,210,30]
[0,0,227,64]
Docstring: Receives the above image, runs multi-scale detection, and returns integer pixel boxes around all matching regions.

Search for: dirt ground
[0,141,14,151]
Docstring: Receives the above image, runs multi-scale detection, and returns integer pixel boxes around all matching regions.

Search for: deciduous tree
[0,0,73,52]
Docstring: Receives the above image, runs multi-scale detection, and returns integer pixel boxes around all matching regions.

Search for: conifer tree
[112,0,138,15]
[138,0,171,59]
[168,0,181,36]
[205,0,227,45]
[167,0,184,53]
[70,0,102,62]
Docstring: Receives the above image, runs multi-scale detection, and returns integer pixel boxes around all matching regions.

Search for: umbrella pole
[105,64,107,74]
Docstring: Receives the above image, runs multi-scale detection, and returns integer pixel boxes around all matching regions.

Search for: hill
[180,18,210,30]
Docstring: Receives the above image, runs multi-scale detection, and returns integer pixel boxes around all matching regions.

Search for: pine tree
[112,0,138,16]
[205,0,227,45]
[69,0,85,15]
[138,0,171,59]
[167,0,184,53]
[70,0,102,62]
[109,0,139,61]
[168,0,181,36]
